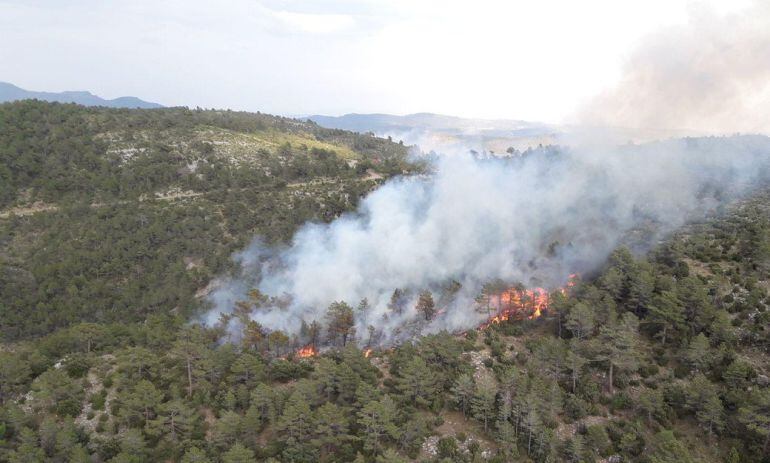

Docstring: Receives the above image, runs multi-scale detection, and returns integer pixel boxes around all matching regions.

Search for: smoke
[206,135,770,344]
[578,1,770,135]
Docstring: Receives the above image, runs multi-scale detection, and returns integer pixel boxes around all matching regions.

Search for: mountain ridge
[0,81,163,109]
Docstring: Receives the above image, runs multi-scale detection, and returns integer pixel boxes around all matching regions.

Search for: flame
[296,345,317,358]
[479,275,578,330]
[363,348,373,358]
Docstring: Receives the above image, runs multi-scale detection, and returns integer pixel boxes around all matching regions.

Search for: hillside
[0,103,768,463]
[0,100,416,340]
[0,82,163,109]
[0,182,768,463]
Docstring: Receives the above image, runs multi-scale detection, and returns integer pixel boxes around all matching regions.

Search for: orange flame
[479,275,578,330]
[296,345,317,358]
[363,348,373,358]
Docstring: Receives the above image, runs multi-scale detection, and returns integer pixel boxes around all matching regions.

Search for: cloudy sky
[0,0,763,126]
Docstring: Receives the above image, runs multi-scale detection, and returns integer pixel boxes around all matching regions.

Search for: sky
[0,0,761,125]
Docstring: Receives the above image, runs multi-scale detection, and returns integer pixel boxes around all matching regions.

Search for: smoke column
[206,136,770,343]
[578,0,770,135]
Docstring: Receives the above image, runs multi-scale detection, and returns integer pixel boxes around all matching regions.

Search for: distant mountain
[0,81,163,109]
[308,112,701,153]
[308,112,551,134]
[308,112,562,153]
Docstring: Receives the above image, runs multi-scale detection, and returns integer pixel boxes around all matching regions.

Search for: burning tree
[477,275,579,330]
[299,319,322,350]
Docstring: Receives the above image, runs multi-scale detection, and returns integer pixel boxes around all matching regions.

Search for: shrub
[639,363,659,378]
[64,353,93,378]
[564,394,588,421]
[585,425,612,457]
[609,392,631,413]
[437,436,458,458]
[91,390,107,410]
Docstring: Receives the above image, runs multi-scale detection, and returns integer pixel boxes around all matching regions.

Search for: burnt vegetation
[0,101,769,462]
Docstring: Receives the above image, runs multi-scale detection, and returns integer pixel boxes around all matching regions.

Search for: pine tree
[676,276,716,335]
[648,290,685,345]
[566,339,587,393]
[451,373,475,417]
[120,379,163,427]
[117,346,160,384]
[685,333,711,372]
[7,428,45,463]
[357,395,398,454]
[648,430,694,463]
[599,267,625,301]
[357,298,371,314]
[564,435,585,463]
[388,288,407,315]
[119,428,148,459]
[222,443,256,463]
[737,388,770,455]
[170,326,206,398]
[697,393,725,435]
[637,387,666,424]
[68,445,91,463]
[496,420,519,458]
[628,266,655,316]
[416,290,436,321]
[241,320,264,352]
[394,356,438,407]
[596,312,641,394]
[146,399,198,447]
[228,352,265,388]
[248,383,275,427]
[313,402,350,455]
[565,302,595,340]
[376,448,408,463]
[181,446,212,463]
[277,392,314,442]
[268,330,290,356]
[325,301,355,346]
[471,372,498,432]
[212,411,242,450]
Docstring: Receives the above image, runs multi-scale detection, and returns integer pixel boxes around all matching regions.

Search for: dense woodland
[0,101,417,340]
[1,101,769,462]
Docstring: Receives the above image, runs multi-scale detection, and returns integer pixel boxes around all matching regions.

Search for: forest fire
[478,274,578,329]
[296,345,317,358]
[479,287,550,329]
[363,348,373,358]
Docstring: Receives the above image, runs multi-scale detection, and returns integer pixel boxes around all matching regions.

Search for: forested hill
[0,175,768,463]
[1,102,769,463]
[0,100,417,340]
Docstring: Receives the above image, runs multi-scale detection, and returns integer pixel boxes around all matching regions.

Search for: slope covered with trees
[1,187,769,463]
[1,102,769,463]
[0,100,417,340]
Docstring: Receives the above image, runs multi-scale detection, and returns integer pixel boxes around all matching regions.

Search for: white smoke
[206,136,770,343]
[578,0,770,135]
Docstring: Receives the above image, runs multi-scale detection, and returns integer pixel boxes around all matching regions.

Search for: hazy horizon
[3,0,768,135]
